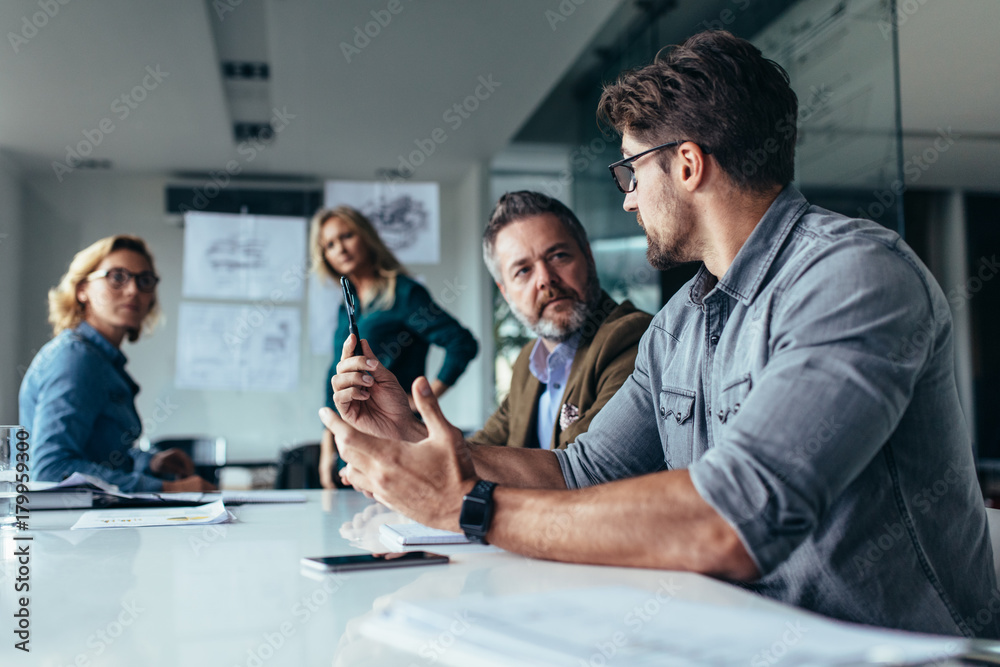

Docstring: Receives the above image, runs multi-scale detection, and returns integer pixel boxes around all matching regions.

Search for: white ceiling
[0,0,624,182]
[0,0,996,191]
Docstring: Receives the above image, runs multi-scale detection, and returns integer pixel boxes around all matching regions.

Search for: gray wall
[0,152,22,424]
[13,166,492,462]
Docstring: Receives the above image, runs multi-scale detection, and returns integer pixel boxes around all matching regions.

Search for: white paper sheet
[71,500,233,530]
[175,302,300,391]
[324,180,440,265]
[182,212,307,301]
[360,586,969,667]
[379,522,471,548]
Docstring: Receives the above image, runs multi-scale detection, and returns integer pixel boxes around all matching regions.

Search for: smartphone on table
[301,551,450,573]
[340,276,363,357]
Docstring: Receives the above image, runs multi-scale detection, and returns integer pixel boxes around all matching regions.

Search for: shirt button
[660,406,666,418]
[554,384,560,389]
[710,335,719,345]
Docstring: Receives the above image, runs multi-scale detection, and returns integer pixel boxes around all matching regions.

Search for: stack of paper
[360,586,975,667]
[379,522,471,548]
[71,499,235,530]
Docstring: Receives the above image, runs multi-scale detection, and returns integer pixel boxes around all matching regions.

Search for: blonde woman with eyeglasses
[19,235,216,492]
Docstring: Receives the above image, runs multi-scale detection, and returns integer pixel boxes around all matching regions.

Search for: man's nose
[534,262,559,290]
[622,189,637,212]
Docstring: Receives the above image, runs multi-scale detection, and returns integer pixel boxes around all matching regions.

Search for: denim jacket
[19,321,161,492]
[556,187,999,637]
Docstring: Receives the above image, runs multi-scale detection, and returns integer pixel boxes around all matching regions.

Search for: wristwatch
[459,480,497,544]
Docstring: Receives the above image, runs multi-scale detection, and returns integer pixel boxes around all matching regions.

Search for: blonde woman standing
[310,206,478,488]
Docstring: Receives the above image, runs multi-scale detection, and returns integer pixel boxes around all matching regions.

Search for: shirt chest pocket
[715,374,752,425]
[658,387,696,467]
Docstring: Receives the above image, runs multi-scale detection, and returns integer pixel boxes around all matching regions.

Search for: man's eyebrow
[505,242,574,273]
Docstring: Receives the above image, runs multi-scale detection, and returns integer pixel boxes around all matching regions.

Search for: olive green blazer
[468,293,652,450]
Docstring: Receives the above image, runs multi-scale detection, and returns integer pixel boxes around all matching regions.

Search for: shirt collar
[75,321,128,370]
[528,331,581,384]
[689,185,810,306]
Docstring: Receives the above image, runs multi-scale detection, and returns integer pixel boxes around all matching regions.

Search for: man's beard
[511,269,601,344]
[639,201,697,271]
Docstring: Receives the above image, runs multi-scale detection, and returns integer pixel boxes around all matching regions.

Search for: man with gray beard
[330,191,651,452]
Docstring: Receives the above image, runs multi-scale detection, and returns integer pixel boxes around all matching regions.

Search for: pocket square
[559,402,580,430]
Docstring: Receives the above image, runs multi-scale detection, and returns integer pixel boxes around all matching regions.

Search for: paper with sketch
[71,500,233,530]
[360,586,968,667]
[175,302,300,391]
[182,212,307,301]
[324,180,440,265]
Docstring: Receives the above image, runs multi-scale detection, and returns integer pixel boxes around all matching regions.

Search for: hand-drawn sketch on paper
[324,181,440,264]
[175,302,301,392]
[183,212,307,301]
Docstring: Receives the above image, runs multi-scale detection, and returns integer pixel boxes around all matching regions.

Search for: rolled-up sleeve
[689,239,937,574]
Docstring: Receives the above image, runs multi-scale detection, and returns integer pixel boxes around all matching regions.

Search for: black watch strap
[459,480,497,544]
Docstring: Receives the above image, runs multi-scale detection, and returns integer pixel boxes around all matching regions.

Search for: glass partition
[489,0,904,403]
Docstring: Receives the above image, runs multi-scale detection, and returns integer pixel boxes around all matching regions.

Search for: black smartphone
[340,276,363,356]
[301,551,449,573]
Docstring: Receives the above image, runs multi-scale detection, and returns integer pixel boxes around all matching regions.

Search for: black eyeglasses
[608,140,708,193]
[87,267,160,293]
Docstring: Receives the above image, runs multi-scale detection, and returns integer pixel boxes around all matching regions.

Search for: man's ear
[496,281,507,301]
[676,141,708,192]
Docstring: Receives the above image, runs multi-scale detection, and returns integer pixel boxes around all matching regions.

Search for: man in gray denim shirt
[322,30,999,638]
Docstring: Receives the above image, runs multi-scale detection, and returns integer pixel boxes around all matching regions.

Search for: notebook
[379,522,471,547]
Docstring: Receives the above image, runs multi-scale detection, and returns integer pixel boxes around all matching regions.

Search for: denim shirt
[19,322,161,492]
[555,187,999,638]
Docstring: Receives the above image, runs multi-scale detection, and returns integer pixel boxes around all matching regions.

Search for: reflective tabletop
[0,490,809,666]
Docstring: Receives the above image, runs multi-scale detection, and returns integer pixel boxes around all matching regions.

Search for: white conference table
[0,490,972,666]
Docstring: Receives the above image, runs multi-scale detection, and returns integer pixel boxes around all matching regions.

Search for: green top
[325,274,478,409]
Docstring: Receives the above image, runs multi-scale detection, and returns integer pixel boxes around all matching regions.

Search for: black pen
[340,276,364,357]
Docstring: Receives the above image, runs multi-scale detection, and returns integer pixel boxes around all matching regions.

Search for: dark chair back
[275,442,322,489]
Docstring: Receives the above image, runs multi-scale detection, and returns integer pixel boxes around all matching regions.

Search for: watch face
[461,497,488,528]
